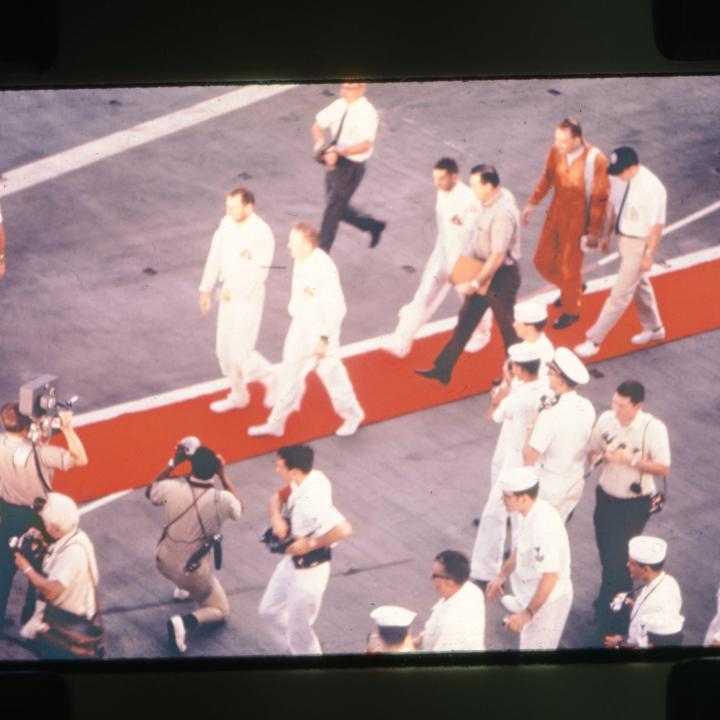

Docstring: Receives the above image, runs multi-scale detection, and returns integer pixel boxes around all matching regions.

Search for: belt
[619,233,646,240]
[292,547,332,569]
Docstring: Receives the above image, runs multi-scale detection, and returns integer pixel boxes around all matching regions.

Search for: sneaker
[173,587,190,601]
[631,326,666,345]
[167,615,187,653]
[210,393,249,413]
[574,339,600,358]
[336,409,365,437]
[380,334,411,359]
[464,330,491,353]
[248,422,284,437]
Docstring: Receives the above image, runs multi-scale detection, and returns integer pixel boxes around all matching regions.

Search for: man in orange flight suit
[522,117,610,330]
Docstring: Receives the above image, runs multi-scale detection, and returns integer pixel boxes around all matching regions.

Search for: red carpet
[55,258,720,503]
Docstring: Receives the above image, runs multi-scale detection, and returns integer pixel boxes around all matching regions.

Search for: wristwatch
[470,279,480,291]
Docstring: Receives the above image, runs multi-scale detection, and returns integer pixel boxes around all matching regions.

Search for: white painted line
[0,84,296,198]
[79,489,133,516]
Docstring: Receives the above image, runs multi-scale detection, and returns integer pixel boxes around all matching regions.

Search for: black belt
[292,547,332,569]
[619,233,645,240]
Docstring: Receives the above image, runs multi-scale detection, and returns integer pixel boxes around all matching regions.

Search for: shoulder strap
[331,106,349,145]
[31,441,53,496]
[158,477,210,544]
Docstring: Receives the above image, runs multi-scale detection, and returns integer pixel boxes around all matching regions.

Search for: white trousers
[216,289,274,399]
[538,470,585,523]
[520,589,573,650]
[268,320,362,428]
[393,243,492,354]
[586,235,663,345]
[257,555,330,655]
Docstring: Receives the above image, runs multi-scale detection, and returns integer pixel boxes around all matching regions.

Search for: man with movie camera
[14,492,104,659]
[146,437,242,654]
[258,444,351,655]
[0,401,88,626]
[588,381,671,635]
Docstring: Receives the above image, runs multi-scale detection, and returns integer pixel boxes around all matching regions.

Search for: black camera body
[260,526,294,555]
[184,533,223,573]
[9,530,48,569]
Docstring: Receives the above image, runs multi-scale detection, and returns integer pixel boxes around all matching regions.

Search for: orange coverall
[529,144,610,315]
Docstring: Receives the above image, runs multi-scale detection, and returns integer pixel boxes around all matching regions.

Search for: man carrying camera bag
[146,438,242,654]
[0,401,88,627]
[258,444,352,655]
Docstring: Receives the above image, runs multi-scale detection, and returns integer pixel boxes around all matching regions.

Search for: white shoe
[167,615,187,653]
[380,334,410,359]
[574,340,600,358]
[464,330,492,354]
[335,409,365,437]
[248,422,284,437]
[210,393,249,413]
[631,326,666,345]
[173,587,190,601]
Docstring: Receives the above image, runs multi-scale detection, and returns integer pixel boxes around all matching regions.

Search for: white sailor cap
[550,347,590,385]
[39,492,80,536]
[628,536,668,565]
[178,436,201,456]
[508,342,542,364]
[644,611,684,636]
[499,465,539,494]
[370,605,417,629]
[514,301,548,324]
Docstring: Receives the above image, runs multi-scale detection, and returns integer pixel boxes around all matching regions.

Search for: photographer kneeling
[15,492,104,659]
[146,439,243,654]
[0,402,88,626]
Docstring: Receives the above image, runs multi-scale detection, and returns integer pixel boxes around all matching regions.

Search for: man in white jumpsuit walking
[381,157,492,359]
[524,347,596,522]
[199,188,276,412]
[258,444,351,655]
[486,465,573,650]
[248,222,365,438]
[470,341,549,586]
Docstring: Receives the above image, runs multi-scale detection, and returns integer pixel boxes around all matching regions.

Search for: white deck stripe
[0,84,296,198]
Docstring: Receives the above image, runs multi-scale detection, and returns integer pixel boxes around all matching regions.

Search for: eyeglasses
[431,573,452,580]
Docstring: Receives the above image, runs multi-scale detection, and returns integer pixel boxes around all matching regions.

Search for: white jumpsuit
[266,248,362,429]
[199,212,275,403]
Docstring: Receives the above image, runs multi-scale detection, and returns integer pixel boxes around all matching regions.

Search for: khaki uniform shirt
[470,187,521,264]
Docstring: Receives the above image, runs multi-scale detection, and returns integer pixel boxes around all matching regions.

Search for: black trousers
[0,500,40,622]
[319,157,382,252]
[433,264,521,377]
[593,485,651,633]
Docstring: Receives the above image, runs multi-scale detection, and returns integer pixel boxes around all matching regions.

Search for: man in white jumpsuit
[381,157,492,359]
[524,347,596,522]
[470,342,549,585]
[199,188,276,412]
[258,444,351,655]
[604,536,684,649]
[486,466,573,650]
[248,222,365,438]
[419,549,485,652]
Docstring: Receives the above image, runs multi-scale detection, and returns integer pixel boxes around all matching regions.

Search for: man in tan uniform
[523,117,610,330]
[147,440,242,654]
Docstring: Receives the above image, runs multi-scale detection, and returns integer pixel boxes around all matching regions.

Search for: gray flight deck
[0,77,719,660]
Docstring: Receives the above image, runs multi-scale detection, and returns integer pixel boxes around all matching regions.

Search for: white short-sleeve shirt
[315,96,379,163]
[436,180,480,266]
[422,581,485,652]
[510,499,572,607]
[529,391,596,477]
[611,166,667,238]
[703,585,720,647]
[627,572,683,647]
[288,469,346,540]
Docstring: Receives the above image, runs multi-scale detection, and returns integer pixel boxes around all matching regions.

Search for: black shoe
[472,516,480,527]
[414,367,450,384]
[552,313,580,330]
[553,297,562,309]
[369,221,386,249]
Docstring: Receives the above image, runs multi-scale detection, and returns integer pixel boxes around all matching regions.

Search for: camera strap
[157,477,210,545]
[30,441,52,497]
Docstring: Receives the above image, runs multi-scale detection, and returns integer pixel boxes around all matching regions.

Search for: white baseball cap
[178,436,201,456]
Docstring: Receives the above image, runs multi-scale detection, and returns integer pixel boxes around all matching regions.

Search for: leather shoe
[369,221,386,249]
[553,283,587,308]
[414,367,450,384]
[552,313,580,330]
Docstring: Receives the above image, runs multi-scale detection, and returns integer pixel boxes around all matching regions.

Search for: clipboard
[449,254,488,291]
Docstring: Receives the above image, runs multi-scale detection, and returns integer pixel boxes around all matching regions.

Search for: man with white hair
[14,492,102,658]
[486,466,573,650]
[199,187,276,413]
[524,347,596,522]
[147,441,243,654]
[604,536,684,649]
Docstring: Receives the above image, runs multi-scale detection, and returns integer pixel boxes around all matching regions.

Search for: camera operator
[146,440,242,654]
[15,492,103,659]
[587,381,670,636]
[0,402,88,626]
